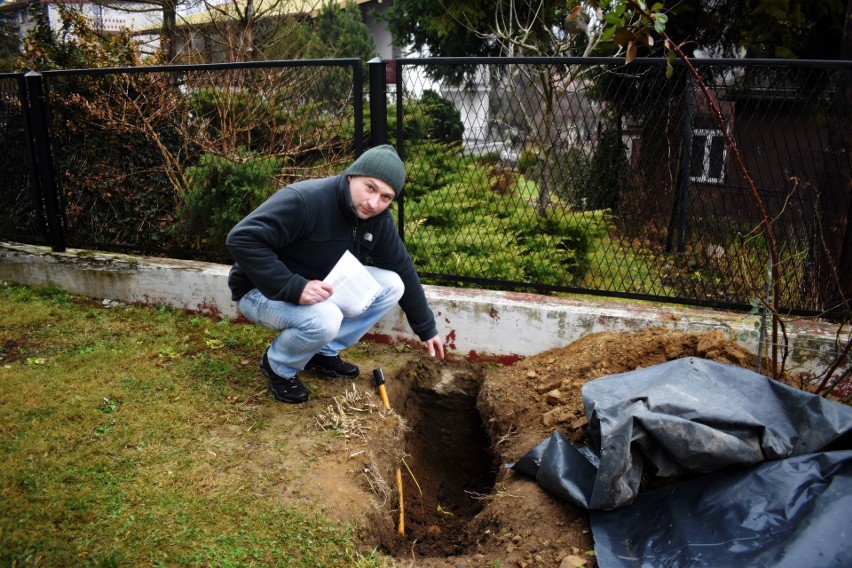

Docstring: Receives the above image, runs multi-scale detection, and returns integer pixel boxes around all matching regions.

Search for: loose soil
[233,328,766,567]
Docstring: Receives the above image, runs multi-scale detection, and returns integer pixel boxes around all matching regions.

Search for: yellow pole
[395,467,405,535]
[377,382,391,410]
[374,369,405,536]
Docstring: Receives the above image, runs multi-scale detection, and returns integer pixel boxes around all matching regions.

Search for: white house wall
[9,1,161,49]
[360,1,393,60]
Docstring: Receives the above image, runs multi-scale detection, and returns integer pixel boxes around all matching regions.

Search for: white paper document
[323,250,382,317]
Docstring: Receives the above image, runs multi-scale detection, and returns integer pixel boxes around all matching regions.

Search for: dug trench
[350,328,776,568]
[370,359,499,560]
[356,352,599,567]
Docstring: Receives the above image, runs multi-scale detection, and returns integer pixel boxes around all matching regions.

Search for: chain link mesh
[396,58,850,315]
[0,74,42,244]
[1,58,848,316]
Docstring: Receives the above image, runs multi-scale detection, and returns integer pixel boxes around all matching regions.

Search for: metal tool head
[372,368,385,386]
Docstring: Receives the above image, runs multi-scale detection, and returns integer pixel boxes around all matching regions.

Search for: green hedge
[402,148,608,287]
[175,153,285,252]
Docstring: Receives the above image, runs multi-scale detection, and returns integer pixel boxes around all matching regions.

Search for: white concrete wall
[0,241,841,374]
[0,243,233,318]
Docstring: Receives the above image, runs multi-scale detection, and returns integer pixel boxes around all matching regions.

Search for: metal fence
[1,59,365,259]
[1,57,850,317]
[392,57,850,318]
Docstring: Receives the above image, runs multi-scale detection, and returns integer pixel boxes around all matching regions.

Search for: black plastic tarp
[591,450,852,567]
[510,357,852,567]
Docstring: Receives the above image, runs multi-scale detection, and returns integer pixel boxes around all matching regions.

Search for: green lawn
[0,283,390,567]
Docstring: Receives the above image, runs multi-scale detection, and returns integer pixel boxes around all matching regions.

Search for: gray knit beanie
[345,144,406,196]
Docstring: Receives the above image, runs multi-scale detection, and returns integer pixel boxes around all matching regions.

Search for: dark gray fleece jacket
[225,173,438,341]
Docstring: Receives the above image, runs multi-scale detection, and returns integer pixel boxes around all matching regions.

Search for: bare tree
[176,0,319,62]
[91,0,194,62]
[480,2,606,214]
[93,0,318,62]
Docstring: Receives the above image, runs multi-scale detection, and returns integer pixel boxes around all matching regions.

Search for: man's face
[348,175,396,220]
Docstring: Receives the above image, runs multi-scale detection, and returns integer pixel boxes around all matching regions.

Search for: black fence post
[392,59,405,242]
[676,75,694,254]
[367,57,406,240]
[21,71,66,252]
[16,74,48,244]
[368,57,388,146]
[667,73,693,254]
[353,60,364,156]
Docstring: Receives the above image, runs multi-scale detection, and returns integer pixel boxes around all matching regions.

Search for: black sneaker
[305,353,359,378]
[261,352,309,403]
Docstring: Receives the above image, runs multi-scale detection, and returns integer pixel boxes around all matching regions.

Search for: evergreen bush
[403,156,607,288]
[175,153,284,252]
[579,129,630,212]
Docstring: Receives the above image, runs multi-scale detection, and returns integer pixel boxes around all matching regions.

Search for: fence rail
[1,57,850,317]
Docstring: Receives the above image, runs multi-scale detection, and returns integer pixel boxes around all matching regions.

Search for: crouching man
[226,145,444,403]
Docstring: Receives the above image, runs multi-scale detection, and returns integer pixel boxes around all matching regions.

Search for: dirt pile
[477,327,756,460]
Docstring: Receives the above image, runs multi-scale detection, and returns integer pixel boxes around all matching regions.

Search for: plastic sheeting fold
[510,357,852,567]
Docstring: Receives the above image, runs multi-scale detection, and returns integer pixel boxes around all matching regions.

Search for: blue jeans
[237,266,405,378]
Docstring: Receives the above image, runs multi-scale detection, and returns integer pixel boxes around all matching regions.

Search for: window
[689,128,727,184]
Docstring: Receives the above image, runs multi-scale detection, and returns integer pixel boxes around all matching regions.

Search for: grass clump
[0,283,389,567]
